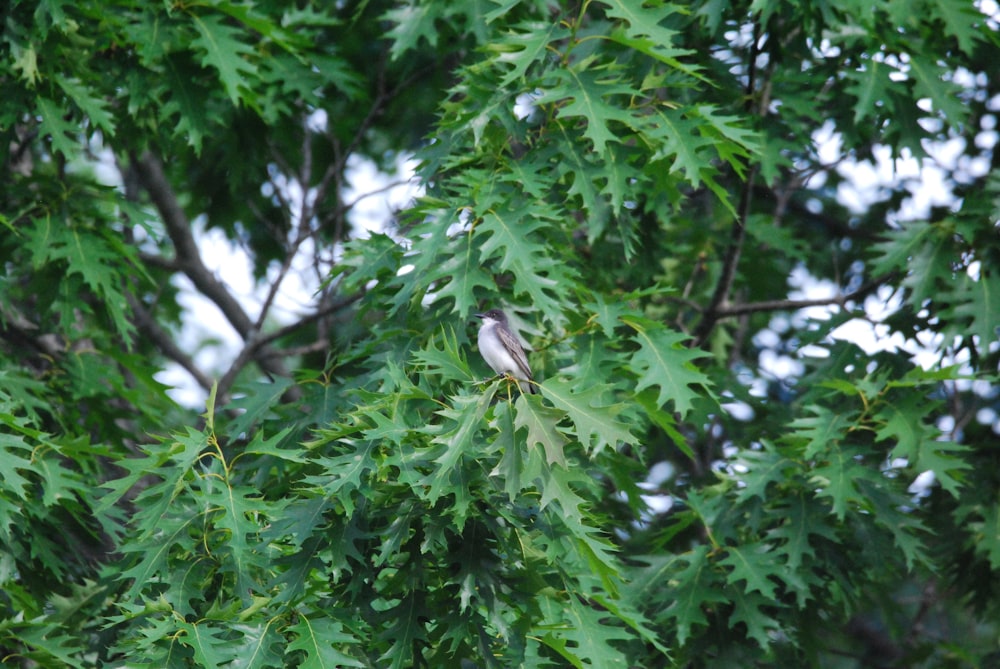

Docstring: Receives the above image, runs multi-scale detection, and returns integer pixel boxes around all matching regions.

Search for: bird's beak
[474,313,485,319]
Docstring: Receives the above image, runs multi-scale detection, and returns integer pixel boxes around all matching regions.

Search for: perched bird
[474,308,537,394]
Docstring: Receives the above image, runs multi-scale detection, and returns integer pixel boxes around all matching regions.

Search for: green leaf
[540,377,634,455]
[536,593,631,667]
[928,0,986,53]
[377,593,427,669]
[648,108,715,188]
[190,13,257,106]
[544,61,641,153]
[909,55,967,124]
[661,545,728,645]
[514,392,570,467]
[382,2,447,59]
[421,391,493,516]
[476,203,574,316]
[769,493,836,573]
[846,59,891,124]
[9,621,84,666]
[0,432,35,502]
[426,240,495,316]
[493,21,567,85]
[788,406,854,459]
[809,444,878,520]
[727,588,781,649]
[306,438,378,516]
[875,395,969,496]
[720,542,779,599]
[621,316,713,417]
[54,75,116,135]
[596,0,697,71]
[288,616,364,668]
[733,441,797,502]
[488,400,523,501]
[959,501,1000,570]
[175,620,236,667]
[857,478,932,570]
[36,96,81,157]
[412,327,476,383]
[951,273,1000,350]
[29,218,138,343]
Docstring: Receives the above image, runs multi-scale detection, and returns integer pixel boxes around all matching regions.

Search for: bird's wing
[497,325,533,379]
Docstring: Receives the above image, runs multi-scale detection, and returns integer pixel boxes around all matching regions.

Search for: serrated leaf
[809,444,877,520]
[229,621,283,669]
[306,440,378,516]
[846,59,891,124]
[621,316,712,416]
[857,478,932,570]
[951,273,1000,350]
[411,327,476,382]
[875,394,928,461]
[377,593,427,669]
[769,493,836,573]
[54,75,116,135]
[488,400,523,500]
[30,220,138,344]
[36,96,80,157]
[962,501,1000,570]
[494,21,566,85]
[224,379,295,439]
[176,620,237,667]
[928,0,985,54]
[536,594,631,667]
[909,55,967,124]
[514,392,570,467]
[10,622,84,666]
[650,109,713,184]
[788,406,853,459]
[426,241,495,315]
[661,545,728,645]
[596,0,697,72]
[540,377,634,455]
[382,2,445,59]
[727,588,781,649]
[0,432,35,501]
[720,542,779,599]
[288,616,364,668]
[543,62,641,153]
[733,442,796,502]
[190,13,257,106]
[476,204,575,317]
[421,392,493,514]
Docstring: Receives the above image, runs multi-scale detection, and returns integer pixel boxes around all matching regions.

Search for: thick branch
[134,152,257,338]
[132,151,290,385]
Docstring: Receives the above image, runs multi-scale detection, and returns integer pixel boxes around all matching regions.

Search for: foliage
[2,0,1000,667]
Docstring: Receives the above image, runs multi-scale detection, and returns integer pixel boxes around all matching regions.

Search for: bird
[474,308,538,394]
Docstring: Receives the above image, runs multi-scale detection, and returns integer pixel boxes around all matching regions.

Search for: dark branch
[128,295,214,392]
[713,275,891,318]
[132,151,290,388]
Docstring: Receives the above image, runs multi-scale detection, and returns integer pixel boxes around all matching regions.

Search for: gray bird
[474,309,538,394]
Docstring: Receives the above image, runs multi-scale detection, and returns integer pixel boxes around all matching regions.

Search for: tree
[1,0,999,666]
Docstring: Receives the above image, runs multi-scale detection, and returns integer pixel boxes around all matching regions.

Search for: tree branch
[712,275,890,318]
[127,295,214,392]
[133,151,290,385]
